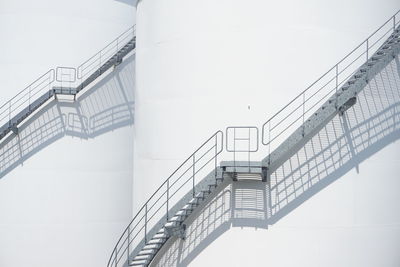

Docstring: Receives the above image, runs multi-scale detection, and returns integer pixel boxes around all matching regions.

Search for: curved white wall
[0,1,135,267]
[135,0,400,266]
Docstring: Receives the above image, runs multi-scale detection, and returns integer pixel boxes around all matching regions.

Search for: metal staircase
[108,10,400,267]
[0,26,136,142]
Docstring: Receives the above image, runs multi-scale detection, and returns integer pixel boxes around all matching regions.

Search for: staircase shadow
[0,54,135,180]
[151,53,400,267]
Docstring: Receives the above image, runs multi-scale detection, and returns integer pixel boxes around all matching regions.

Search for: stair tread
[134,255,152,260]
[130,259,149,265]
[138,249,156,256]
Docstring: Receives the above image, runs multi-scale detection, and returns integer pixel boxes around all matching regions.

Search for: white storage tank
[135,1,400,266]
[0,1,136,267]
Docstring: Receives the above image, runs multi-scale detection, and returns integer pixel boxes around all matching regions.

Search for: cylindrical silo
[135,1,400,266]
[0,1,136,267]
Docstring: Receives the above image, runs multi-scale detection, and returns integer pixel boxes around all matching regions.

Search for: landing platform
[220,161,268,182]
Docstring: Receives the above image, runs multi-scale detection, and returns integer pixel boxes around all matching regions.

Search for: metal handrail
[108,9,400,266]
[77,26,136,80]
[0,69,55,132]
[0,25,136,141]
[107,131,223,267]
[0,8,398,267]
[261,10,400,155]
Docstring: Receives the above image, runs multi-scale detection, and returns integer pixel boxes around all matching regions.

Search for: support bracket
[11,125,18,135]
[339,96,357,116]
[165,223,186,240]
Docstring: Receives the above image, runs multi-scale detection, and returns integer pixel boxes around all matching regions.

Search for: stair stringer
[76,37,136,94]
[262,27,400,172]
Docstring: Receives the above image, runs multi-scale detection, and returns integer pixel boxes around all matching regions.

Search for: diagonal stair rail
[108,131,223,267]
[0,25,136,143]
[76,26,136,94]
[262,11,400,169]
[108,9,400,267]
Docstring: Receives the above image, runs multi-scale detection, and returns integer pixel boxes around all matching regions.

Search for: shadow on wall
[0,54,135,180]
[152,55,400,266]
[113,0,137,6]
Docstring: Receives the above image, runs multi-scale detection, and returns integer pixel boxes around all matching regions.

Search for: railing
[77,26,136,81]
[0,69,55,132]
[0,25,135,140]
[107,10,400,266]
[107,131,223,267]
[262,10,400,157]
[226,126,259,167]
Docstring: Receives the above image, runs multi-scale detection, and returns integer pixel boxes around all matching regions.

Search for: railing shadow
[113,0,137,6]
[0,54,135,180]
[150,53,400,267]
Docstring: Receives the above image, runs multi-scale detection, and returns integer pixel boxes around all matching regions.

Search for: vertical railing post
[268,121,271,166]
[166,179,169,220]
[127,225,130,264]
[366,39,369,62]
[29,86,31,111]
[233,128,236,169]
[144,204,147,243]
[335,64,339,110]
[247,127,251,171]
[214,134,218,179]
[116,39,120,63]
[302,93,305,137]
[192,155,195,197]
[8,101,11,127]
[394,15,396,32]
[99,52,102,75]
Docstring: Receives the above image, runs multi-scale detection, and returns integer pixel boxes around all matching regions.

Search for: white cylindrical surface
[0,1,136,267]
[135,1,400,266]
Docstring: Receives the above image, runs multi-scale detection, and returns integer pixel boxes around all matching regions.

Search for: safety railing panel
[107,131,223,267]
[226,126,259,165]
[262,10,400,156]
[77,26,136,81]
[0,69,55,131]
[0,25,136,141]
[107,9,400,267]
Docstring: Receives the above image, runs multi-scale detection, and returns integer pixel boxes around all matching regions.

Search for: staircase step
[167,216,184,223]
[147,239,166,245]
[193,195,205,200]
[153,232,168,239]
[134,255,152,261]
[137,249,157,256]
[143,243,162,250]
[173,213,187,219]
[130,259,149,266]
[165,220,181,228]
[188,198,200,205]
[176,209,191,216]
[181,205,194,211]
[371,56,382,61]
[208,183,217,189]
